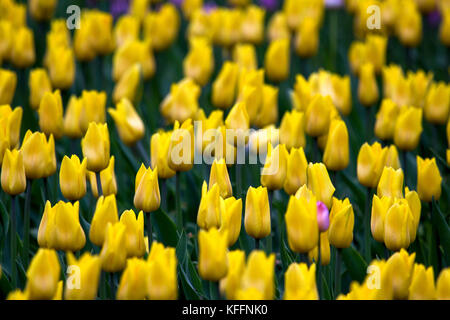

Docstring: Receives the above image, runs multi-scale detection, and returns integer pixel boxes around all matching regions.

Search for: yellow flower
[1,149,26,195]
[38,90,63,139]
[147,241,178,300]
[357,142,389,188]
[371,195,393,243]
[29,68,52,110]
[197,181,224,230]
[74,15,96,62]
[235,287,265,300]
[405,187,421,242]
[160,78,200,124]
[377,167,404,198]
[86,10,115,56]
[181,0,203,19]
[440,8,450,46]
[283,147,308,195]
[232,43,257,71]
[285,195,318,253]
[416,156,442,202]
[308,231,330,266]
[261,143,288,191]
[0,21,13,63]
[59,155,87,201]
[29,0,57,21]
[365,35,388,74]
[150,130,176,179]
[240,250,275,300]
[20,130,56,179]
[328,197,354,248]
[113,63,141,103]
[0,68,17,105]
[10,27,35,68]
[79,90,107,134]
[120,209,146,258]
[114,15,140,48]
[424,82,450,124]
[254,84,279,128]
[267,12,290,42]
[394,105,423,151]
[88,156,117,198]
[323,119,349,171]
[219,196,242,247]
[100,222,128,272]
[283,263,318,300]
[89,195,119,247]
[113,39,155,82]
[248,125,279,155]
[279,110,306,151]
[409,264,436,300]
[219,250,245,300]
[304,94,333,137]
[348,42,366,75]
[64,252,102,300]
[294,18,319,58]
[307,162,335,209]
[209,158,232,198]
[116,258,149,300]
[241,5,265,44]
[81,122,110,172]
[108,98,145,146]
[0,105,22,151]
[395,3,422,47]
[358,63,379,107]
[183,37,214,86]
[385,145,401,169]
[383,249,415,299]
[38,201,86,251]
[25,248,60,300]
[198,228,228,281]
[168,119,195,172]
[245,186,271,239]
[436,268,450,300]
[237,69,264,124]
[212,61,239,109]
[129,0,149,21]
[143,3,180,51]
[265,38,290,82]
[133,164,160,213]
[330,74,352,115]
[47,46,75,90]
[375,99,399,141]
[384,198,415,251]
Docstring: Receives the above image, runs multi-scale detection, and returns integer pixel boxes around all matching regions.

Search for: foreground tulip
[64,252,101,300]
[323,119,349,171]
[279,110,306,150]
[81,122,110,172]
[88,156,117,198]
[308,231,330,266]
[89,195,119,246]
[377,167,404,199]
[416,156,442,202]
[284,263,318,300]
[245,186,271,240]
[38,90,63,139]
[168,119,194,172]
[209,159,232,198]
[120,210,146,258]
[394,106,423,151]
[240,250,275,300]
[59,155,87,201]
[197,181,224,230]
[384,199,415,251]
[79,90,107,134]
[1,149,26,195]
[283,147,308,195]
[25,248,60,300]
[10,27,35,68]
[371,195,393,243]
[117,258,149,300]
[113,63,141,103]
[147,242,178,300]
[134,164,160,213]
[151,130,176,179]
[212,61,239,109]
[358,63,379,107]
[219,197,242,247]
[384,249,415,299]
[100,222,128,272]
[29,68,52,110]
[21,131,56,179]
[219,250,246,300]
[307,162,335,209]
[357,142,388,188]
[265,38,290,82]
[328,197,354,248]
[198,228,228,282]
[261,143,288,191]
[436,268,450,300]
[0,69,17,105]
[409,264,436,300]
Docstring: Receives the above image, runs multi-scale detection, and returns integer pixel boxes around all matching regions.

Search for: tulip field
[0,0,450,301]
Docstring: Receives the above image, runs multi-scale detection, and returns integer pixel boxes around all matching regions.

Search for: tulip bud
[283,263,318,300]
[197,181,224,230]
[384,249,415,299]
[357,142,389,188]
[377,167,404,199]
[0,105,21,153]
[316,201,330,233]
[81,122,110,172]
[396,4,422,47]
[261,143,288,191]
[21,131,56,179]
[183,37,214,86]
[305,95,333,137]
[254,85,278,128]
[358,63,379,107]
[151,130,176,179]
[237,69,264,123]
[78,90,107,134]
[212,62,239,109]
[385,145,401,169]
[330,74,352,116]
[120,210,146,257]
[143,4,180,51]
[375,99,399,141]
[408,264,436,300]
[47,46,75,90]
[416,156,442,202]
[10,27,35,68]
[29,0,57,21]
[440,8,450,46]
[267,12,290,42]
[0,68,17,105]
[307,162,335,209]
[59,155,87,201]
[168,119,195,172]
[63,96,84,139]
[64,252,101,300]
[405,187,421,242]
[219,250,245,300]
[294,18,319,58]
[160,78,200,124]
[279,110,306,150]
[114,15,140,48]
[241,5,265,44]
[240,250,275,300]
[113,39,155,82]
[100,222,128,272]
[198,228,228,282]
[424,82,450,124]
[1,149,26,195]
[113,63,141,104]
[38,90,64,139]
[108,98,145,146]
[89,156,117,198]
[328,197,355,248]
[283,147,308,195]
[147,241,178,300]
[219,197,242,247]
[371,195,393,243]
[133,164,160,213]
[117,258,149,300]
[29,68,52,110]
[394,106,423,151]
[25,248,60,300]
[233,43,257,71]
[265,38,290,82]
[384,199,415,251]
[323,119,349,171]
[90,195,119,247]
[209,158,232,198]
[245,186,271,239]
[436,268,450,300]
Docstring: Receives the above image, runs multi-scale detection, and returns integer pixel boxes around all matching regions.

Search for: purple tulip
[316,201,330,232]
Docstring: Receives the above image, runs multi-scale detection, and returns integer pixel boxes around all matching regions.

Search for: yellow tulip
[168,119,195,172]
[197,181,224,230]
[365,35,388,74]
[232,43,257,71]
[209,158,232,198]
[10,27,35,68]
[0,69,16,106]
[0,21,12,63]
[113,63,141,104]
[384,198,415,251]
[88,156,117,198]
[143,3,180,51]
[224,102,250,147]
[21,130,56,179]
[323,119,349,171]
[117,258,149,300]
[348,42,367,75]
[181,0,203,19]
[283,147,308,195]
[120,209,146,257]
[38,90,63,139]
[440,8,450,46]
[0,105,22,151]
[283,263,318,300]
[79,90,107,134]
[100,222,128,272]
[436,268,450,300]
[29,0,57,21]
[330,74,352,115]
[47,46,75,90]
[114,15,140,48]
[235,287,265,300]
[195,108,224,157]
[265,38,290,82]
[395,3,422,47]
[383,249,416,299]
[133,164,160,213]
[394,105,423,151]
[358,63,379,107]
[151,130,176,179]
[409,264,436,300]
[294,18,319,58]
[371,195,393,243]
[89,195,119,247]
[385,145,401,169]
[261,143,288,191]
[248,125,279,156]
[81,122,110,172]
[212,61,239,109]
[377,167,404,199]
[73,14,96,62]
[424,82,450,124]
[219,197,242,247]
[85,10,115,56]
[307,162,335,209]
[198,228,228,281]
[113,39,155,82]
[267,12,290,42]
[147,241,178,300]
[416,156,442,202]
[279,110,306,150]
[63,96,83,139]
[328,197,354,248]
[108,98,145,146]
[25,248,60,300]
[375,99,399,141]
[64,252,102,300]
[219,250,245,300]
[240,250,275,300]
[237,69,264,124]
[1,149,26,195]
[304,94,333,137]
[183,37,214,86]
[357,142,389,188]
[29,68,52,110]
[160,78,200,124]
[244,186,271,239]
[254,84,279,128]
[59,155,87,201]
[405,187,421,242]
[308,231,331,266]
[241,5,265,44]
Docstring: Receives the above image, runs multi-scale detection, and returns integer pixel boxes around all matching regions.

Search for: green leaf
[341,246,368,283]
[152,209,178,248]
[176,230,187,268]
[431,200,450,266]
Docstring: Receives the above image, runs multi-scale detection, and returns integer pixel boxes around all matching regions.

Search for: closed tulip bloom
[38,90,63,139]
[384,199,415,251]
[240,250,275,300]
[113,63,141,103]
[79,90,107,134]
[10,27,35,68]
[168,119,194,172]
[209,158,232,198]
[89,195,119,246]
[116,258,149,300]
[245,186,271,239]
[254,85,279,128]
[108,98,145,146]
[285,195,318,253]
[0,105,22,150]
[219,197,242,247]
[394,105,423,151]
[47,46,75,90]
[134,164,160,213]
[81,122,110,172]
[305,95,333,137]
[375,99,399,141]
[114,15,140,48]
[384,249,415,299]
[89,156,117,198]
[62,97,82,139]
[197,181,224,230]
[396,4,422,47]
[232,44,257,71]
[307,162,335,209]
[59,155,87,201]
[377,167,404,199]
[212,61,239,109]
[328,197,355,248]
[150,130,176,179]
[330,74,352,115]
[29,68,52,110]
[86,10,115,56]
[183,37,214,86]
[308,231,331,266]
[424,82,450,124]
[235,287,265,300]
[160,78,200,124]
[267,12,290,42]
[295,18,319,58]
[143,3,180,51]
[409,264,436,300]
[219,250,245,300]
[64,252,101,300]
[113,39,155,82]
[405,187,421,242]
[385,145,401,169]
[261,143,288,191]
[283,147,308,195]
[223,102,250,147]
[417,156,442,202]
[198,228,228,281]
[441,8,450,46]
[371,195,393,243]
[0,20,12,62]
[323,119,349,171]
[0,69,17,105]
[436,268,450,300]
[38,201,86,251]
[358,63,379,107]
[357,142,389,188]
[284,263,318,300]
[265,38,290,82]
[241,5,265,44]
[147,242,178,300]
[74,15,96,62]
[120,210,146,257]
[21,131,56,179]
[100,222,128,272]
[29,0,57,21]
[1,149,26,195]
[25,248,60,300]
[279,110,306,150]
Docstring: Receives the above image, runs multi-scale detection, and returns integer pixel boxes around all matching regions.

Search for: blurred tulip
[147,241,178,300]
[436,268,450,300]
[120,209,146,257]
[323,119,349,171]
[394,106,423,151]
[38,90,63,139]
[100,222,128,272]
[0,104,22,150]
[235,287,265,300]
[65,252,101,300]
[377,167,404,198]
[225,101,250,146]
[440,8,450,46]
[241,5,265,44]
[29,0,57,21]
[424,82,450,124]
[168,119,195,172]
[25,248,60,300]
[219,197,242,247]
[10,27,35,68]
[183,37,214,86]
[375,99,399,141]
[212,61,239,109]
[416,156,442,202]
[330,74,352,115]
[81,122,110,172]
[117,258,148,300]
[294,18,319,58]
[21,131,56,179]
[79,90,107,134]
[47,46,75,90]
[305,95,333,137]
[209,158,232,198]
[237,69,264,123]
[219,250,245,299]
[233,43,257,71]
[86,10,115,56]
[114,15,140,48]
[267,12,290,42]
[90,195,119,247]
[279,110,306,150]
[265,38,290,82]
[1,149,26,195]
[371,195,393,243]
[409,264,436,300]
[309,231,330,266]
[143,3,180,51]
[151,130,176,179]
[181,0,203,19]
[113,63,141,103]
[0,68,17,105]
[385,145,401,169]
[245,186,271,239]
[284,263,318,300]
[134,164,160,213]
[108,98,145,146]
[357,142,388,188]
[328,197,354,248]
[113,39,155,82]
[59,155,87,201]
[283,147,308,195]
[29,68,52,110]
[405,187,421,242]
[254,84,279,128]
[240,250,275,300]
[198,228,228,281]
[307,162,335,209]
[384,249,415,299]
[0,21,12,62]
[261,143,288,190]
[358,63,379,107]
[160,78,200,124]
[396,3,422,47]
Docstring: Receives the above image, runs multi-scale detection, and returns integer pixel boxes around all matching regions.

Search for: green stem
[96,171,103,197]
[176,171,182,232]
[235,164,241,198]
[334,248,341,299]
[255,238,260,250]
[317,231,322,300]
[23,180,32,268]
[209,281,220,300]
[10,195,17,289]
[43,177,50,203]
[267,190,274,254]
[160,178,167,212]
[147,212,153,244]
[136,140,150,167]
[364,187,372,262]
